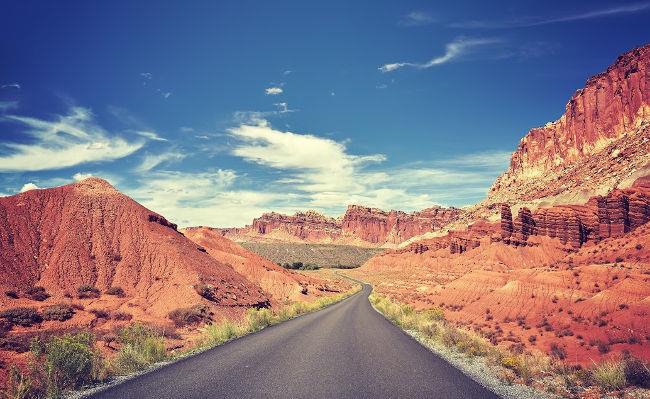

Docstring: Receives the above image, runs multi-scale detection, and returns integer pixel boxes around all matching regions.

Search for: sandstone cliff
[214,205,462,247]
[488,44,650,207]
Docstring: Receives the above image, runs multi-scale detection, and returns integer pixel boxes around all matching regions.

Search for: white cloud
[0,101,18,112]
[399,11,436,26]
[127,170,288,227]
[273,102,296,114]
[283,70,292,75]
[73,172,94,181]
[1,83,21,90]
[180,126,194,133]
[140,72,153,80]
[451,2,650,28]
[19,182,39,192]
[135,130,167,141]
[0,107,144,172]
[265,87,283,95]
[379,37,500,72]
[136,151,186,172]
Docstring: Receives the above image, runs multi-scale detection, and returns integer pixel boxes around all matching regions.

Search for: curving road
[89,284,499,399]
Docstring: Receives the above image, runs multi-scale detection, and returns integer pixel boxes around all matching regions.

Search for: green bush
[43,304,75,321]
[77,285,100,299]
[42,333,99,390]
[0,307,43,327]
[591,361,626,391]
[112,323,166,375]
[245,308,273,332]
[194,284,216,301]
[202,319,242,347]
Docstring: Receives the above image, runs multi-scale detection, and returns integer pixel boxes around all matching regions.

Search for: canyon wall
[215,205,462,247]
[488,44,650,205]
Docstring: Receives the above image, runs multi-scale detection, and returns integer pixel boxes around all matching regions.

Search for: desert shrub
[5,290,18,299]
[77,285,100,299]
[422,307,445,321]
[202,319,242,347]
[0,320,12,337]
[112,323,166,375]
[0,307,43,327]
[622,356,650,388]
[89,309,111,319]
[550,343,566,360]
[597,341,611,354]
[615,256,624,263]
[195,284,216,301]
[591,361,626,391]
[70,303,85,311]
[528,335,537,343]
[105,286,125,297]
[113,311,133,321]
[3,365,37,399]
[635,244,643,250]
[245,308,273,332]
[26,286,49,302]
[168,304,212,327]
[27,332,102,396]
[43,304,75,321]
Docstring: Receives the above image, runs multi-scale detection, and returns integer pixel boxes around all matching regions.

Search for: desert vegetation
[1,285,361,398]
[370,293,650,398]
[240,242,383,269]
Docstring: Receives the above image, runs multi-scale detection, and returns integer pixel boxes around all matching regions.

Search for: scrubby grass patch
[111,323,166,375]
[369,292,650,397]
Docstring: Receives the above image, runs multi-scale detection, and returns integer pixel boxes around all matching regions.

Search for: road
[90,284,499,399]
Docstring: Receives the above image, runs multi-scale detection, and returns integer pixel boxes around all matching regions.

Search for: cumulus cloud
[127,169,289,227]
[379,37,500,72]
[265,87,283,95]
[451,2,650,28]
[399,11,435,26]
[20,182,39,192]
[73,172,94,181]
[0,107,144,172]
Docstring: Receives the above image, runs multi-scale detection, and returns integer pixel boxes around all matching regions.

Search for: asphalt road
[90,284,499,399]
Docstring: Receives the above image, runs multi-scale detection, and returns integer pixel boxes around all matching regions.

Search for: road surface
[90,284,499,399]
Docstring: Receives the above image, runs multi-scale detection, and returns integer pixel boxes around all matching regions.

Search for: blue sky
[0,1,648,226]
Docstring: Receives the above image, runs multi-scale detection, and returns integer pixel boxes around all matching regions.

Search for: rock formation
[500,177,650,248]
[0,178,272,314]
[214,205,462,247]
[488,44,650,205]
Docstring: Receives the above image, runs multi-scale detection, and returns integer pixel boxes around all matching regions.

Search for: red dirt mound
[0,177,270,314]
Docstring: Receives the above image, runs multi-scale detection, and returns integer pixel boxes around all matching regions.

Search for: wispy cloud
[136,151,186,173]
[0,101,19,112]
[1,83,21,90]
[399,11,435,26]
[451,2,650,28]
[135,130,167,141]
[265,87,283,95]
[379,37,500,72]
[274,102,296,114]
[0,107,144,172]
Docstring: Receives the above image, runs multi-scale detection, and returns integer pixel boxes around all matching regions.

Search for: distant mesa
[212,204,463,248]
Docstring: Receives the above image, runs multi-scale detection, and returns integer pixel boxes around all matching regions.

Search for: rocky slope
[0,178,270,315]
[181,227,342,302]
[489,44,650,207]
[214,205,462,248]
[350,179,650,364]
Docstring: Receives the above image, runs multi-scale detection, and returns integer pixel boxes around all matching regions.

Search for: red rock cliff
[215,205,462,246]
[490,44,650,203]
